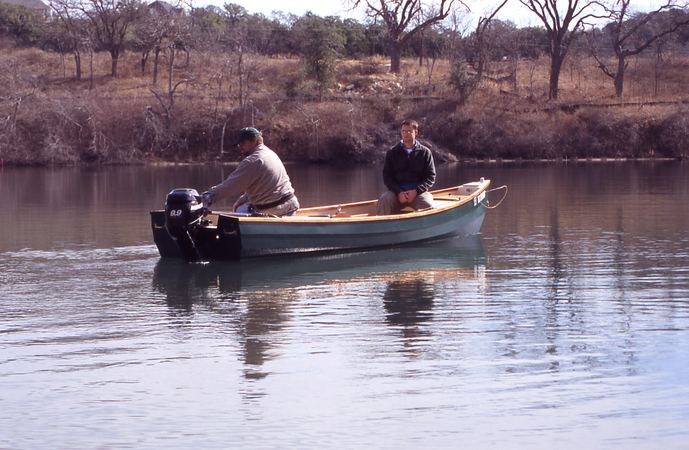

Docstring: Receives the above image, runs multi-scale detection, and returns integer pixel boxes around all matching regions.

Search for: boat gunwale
[209,180,491,224]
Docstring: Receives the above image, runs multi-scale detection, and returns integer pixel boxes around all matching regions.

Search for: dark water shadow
[151,236,486,379]
[152,235,486,304]
[383,274,436,355]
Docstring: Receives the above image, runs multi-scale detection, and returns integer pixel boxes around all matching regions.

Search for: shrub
[447,60,477,105]
[564,109,641,158]
[641,110,689,159]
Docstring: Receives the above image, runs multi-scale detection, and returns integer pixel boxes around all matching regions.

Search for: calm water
[1,162,689,449]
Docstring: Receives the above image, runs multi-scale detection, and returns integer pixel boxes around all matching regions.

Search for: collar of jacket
[397,141,418,152]
[247,143,265,155]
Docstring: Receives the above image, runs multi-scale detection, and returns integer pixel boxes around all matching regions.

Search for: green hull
[236,198,486,256]
[151,182,490,261]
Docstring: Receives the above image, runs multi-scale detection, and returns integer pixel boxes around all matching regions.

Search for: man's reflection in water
[152,260,293,380]
[383,273,436,352]
[225,289,295,380]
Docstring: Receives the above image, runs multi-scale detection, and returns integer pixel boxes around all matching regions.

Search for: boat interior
[292,182,484,219]
[207,181,487,222]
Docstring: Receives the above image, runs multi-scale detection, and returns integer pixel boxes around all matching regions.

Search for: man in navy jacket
[377,119,436,215]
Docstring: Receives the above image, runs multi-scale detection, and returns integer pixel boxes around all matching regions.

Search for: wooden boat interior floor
[290,183,482,219]
[203,182,486,222]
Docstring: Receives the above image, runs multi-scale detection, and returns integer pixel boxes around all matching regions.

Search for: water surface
[1,162,688,449]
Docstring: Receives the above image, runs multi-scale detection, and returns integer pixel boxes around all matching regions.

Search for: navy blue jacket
[382,141,436,195]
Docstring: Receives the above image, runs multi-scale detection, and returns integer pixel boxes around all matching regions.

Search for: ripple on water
[1,219,689,448]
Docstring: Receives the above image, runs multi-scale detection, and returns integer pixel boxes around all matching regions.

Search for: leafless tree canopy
[589,0,689,97]
[469,0,510,80]
[78,0,143,77]
[351,0,465,72]
[519,0,609,98]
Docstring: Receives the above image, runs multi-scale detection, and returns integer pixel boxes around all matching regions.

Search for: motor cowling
[164,188,204,261]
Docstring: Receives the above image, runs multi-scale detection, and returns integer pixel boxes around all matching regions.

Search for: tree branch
[586,29,615,79]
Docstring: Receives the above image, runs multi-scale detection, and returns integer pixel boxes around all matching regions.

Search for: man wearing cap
[201,127,300,216]
[377,119,436,215]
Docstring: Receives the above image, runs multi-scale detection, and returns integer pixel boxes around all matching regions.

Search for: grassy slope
[1,47,688,165]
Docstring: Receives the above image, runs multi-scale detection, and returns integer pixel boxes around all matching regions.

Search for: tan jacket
[208,144,296,209]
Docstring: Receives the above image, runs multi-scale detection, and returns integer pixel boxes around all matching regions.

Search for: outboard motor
[165,188,204,262]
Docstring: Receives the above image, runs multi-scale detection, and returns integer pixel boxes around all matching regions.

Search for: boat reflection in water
[152,235,486,378]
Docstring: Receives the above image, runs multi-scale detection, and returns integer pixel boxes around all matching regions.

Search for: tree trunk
[654,47,662,96]
[418,32,424,67]
[152,47,161,84]
[167,46,175,107]
[511,57,518,91]
[389,40,401,73]
[614,56,626,97]
[60,52,66,79]
[548,52,564,100]
[238,47,244,110]
[141,50,149,75]
[476,52,486,82]
[73,50,82,81]
[89,49,94,91]
[110,48,120,78]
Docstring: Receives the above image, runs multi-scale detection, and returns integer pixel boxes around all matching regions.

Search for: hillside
[1,47,689,165]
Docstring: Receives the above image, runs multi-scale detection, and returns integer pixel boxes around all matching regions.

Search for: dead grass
[1,47,689,165]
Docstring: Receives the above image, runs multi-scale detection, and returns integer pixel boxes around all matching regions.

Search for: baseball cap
[236,127,261,144]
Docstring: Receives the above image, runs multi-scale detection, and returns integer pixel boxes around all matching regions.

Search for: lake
[1,162,689,449]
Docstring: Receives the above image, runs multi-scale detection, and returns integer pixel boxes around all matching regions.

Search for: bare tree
[652,32,673,96]
[133,11,165,80]
[49,0,91,80]
[134,1,185,84]
[351,0,465,73]
[150,12,193,119]
[144,9,194,150]
[470,0,510,82]
[519,0,608,99]
[0,58,38,156]
[77,0,143,77]
[588,0,689,97]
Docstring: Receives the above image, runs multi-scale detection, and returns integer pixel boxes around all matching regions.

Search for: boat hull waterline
[151,179,491,260]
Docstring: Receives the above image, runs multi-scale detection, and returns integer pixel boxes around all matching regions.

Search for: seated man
[202,127,299,216]
[377,119,436,215]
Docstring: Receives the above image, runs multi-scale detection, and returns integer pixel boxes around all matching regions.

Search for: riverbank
[1,48,688,166]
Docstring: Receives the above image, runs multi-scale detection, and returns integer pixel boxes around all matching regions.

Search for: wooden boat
[150,178,491,261]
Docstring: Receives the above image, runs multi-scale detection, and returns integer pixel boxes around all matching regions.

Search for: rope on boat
[483,185,508,209]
